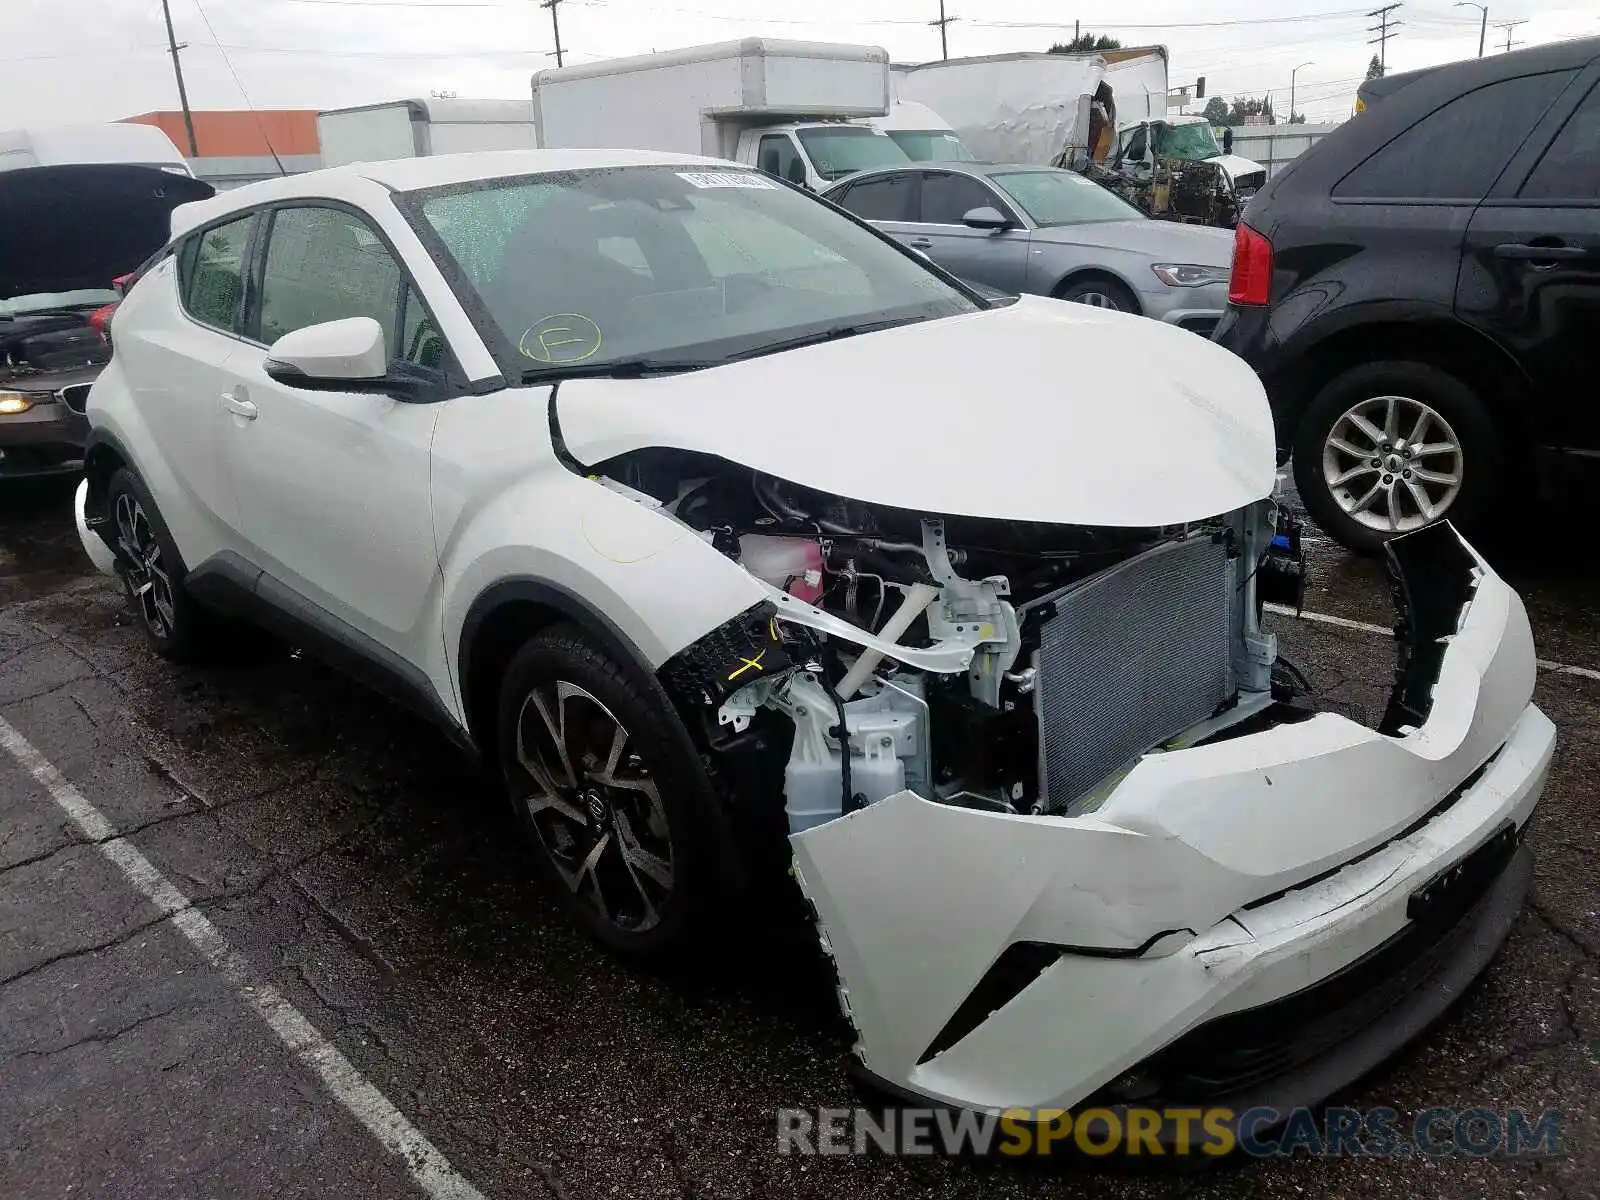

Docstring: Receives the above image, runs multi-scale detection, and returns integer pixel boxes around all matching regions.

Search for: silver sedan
[823,161,1234,335]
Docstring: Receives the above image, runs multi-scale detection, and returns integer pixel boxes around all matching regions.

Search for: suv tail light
[1228,222,1273,306]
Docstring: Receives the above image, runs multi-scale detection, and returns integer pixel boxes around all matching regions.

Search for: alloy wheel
[1070,290,1121,310]
[113,491,176,638]
[513,680,675,934]
[1321,394,1464,534]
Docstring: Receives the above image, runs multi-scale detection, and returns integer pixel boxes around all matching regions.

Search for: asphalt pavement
[2,472,1598,1200]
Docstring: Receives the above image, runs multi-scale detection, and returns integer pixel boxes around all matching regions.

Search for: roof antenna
[191,0,289,176]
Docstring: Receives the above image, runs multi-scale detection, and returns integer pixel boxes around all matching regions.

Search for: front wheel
[1292,361,1500,555]
[496,625,727,961]
[1055,275,1139,313]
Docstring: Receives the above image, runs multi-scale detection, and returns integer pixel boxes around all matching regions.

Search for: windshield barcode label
[676,171,779,189]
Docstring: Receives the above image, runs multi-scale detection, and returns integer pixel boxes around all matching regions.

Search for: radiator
[1031,535,1237,811]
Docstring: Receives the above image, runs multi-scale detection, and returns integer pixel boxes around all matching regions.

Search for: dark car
[0,163,211,479]
[1215,36,1600,553]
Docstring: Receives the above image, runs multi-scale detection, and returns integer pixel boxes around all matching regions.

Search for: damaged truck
[78,152,1553,1134]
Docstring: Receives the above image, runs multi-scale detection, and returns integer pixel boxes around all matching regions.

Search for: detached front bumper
[791,523,1552,1116]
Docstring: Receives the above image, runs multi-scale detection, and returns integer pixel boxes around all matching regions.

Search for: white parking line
[1266,603,1600,683]
[0,717,487,1200]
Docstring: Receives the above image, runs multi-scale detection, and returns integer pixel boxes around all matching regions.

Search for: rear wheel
[105,468,223,661]
[1293,361,1500,555]
[1056,275,1139,313]
[496,624,726,961]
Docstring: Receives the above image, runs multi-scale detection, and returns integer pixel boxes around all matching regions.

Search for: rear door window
[1519,81,1600,201]
[831,174,916,222]
[178,214,255,333]
[1335,70,1577,200]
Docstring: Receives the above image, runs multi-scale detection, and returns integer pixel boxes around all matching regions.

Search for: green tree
[1049,32,1123,53]
[1223,96,1275,125]
[1288,111,1307,124]
[1366,54,1385,81]
[1202,96,1230,125]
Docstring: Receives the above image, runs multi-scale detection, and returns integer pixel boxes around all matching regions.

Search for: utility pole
[541,0,564,68]
[1367,3,1403,74]
[1495,19,1526,52]
[929,0,957,61]
[1291,61,1313,123]
[158,0,199,157]
[1454,1,1488,56]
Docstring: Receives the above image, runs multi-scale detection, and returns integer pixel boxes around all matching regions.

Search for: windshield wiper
[721,316,925,364]
[519,359,717,385]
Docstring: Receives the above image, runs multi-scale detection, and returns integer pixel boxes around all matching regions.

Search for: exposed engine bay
[597,449,1307,831]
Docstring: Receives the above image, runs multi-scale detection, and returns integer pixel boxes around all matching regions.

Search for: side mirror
[264,313,404,391]
[961,206,1011,231]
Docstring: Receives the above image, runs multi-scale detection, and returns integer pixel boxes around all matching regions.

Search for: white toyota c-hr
[75,148,1554,1136]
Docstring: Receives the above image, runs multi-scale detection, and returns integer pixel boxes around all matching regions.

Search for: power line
[1367,3,1403,71]
[1494,18,1526,51]
[191,0,289,174]
[973,9,1371,31]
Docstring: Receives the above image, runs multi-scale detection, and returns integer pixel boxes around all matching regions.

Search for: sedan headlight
[1151,263,1231,288]
[0,392,35,415]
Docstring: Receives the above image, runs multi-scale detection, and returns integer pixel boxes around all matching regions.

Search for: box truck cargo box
[318,98,536,168]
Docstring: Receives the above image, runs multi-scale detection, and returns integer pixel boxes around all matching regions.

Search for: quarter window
[179,214,254,332]
[1335,71,1576,200]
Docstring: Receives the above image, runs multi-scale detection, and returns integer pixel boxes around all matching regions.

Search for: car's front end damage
[549,299,1551,1126]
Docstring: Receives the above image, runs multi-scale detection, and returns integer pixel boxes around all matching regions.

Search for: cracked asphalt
[3,473,1599,1200]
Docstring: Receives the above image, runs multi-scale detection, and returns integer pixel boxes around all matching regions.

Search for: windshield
[796,127,912,181]
[1156,121,1223,162]
[0,289,117,319]
[405,165,977,374]
[989,170,1144,227]
[887,130,975,162]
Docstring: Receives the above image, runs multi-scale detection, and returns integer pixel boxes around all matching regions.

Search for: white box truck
[531,38,911,192]
[317,98,536,168]
[0,122,193,176]
[895,50,1265,225]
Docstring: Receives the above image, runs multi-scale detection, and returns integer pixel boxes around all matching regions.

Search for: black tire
[105,467,225,662]
[1292,360,1501,556]
[1055,274,1140,314]
[496,624,727,961]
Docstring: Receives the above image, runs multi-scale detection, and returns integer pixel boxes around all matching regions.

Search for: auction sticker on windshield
[676,172,778,189]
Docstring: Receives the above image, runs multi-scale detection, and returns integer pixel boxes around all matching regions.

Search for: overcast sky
[4,0,1596,132]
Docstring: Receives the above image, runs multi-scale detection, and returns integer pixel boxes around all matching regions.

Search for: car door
[1459,70,1600,452]
[221,201,446,658]
[110,211,260,561]
[912,170,1031,293]
[828,171,920,246]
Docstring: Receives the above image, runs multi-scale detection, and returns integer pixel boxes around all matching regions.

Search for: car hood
[0,164,213,299]
[1035,218,1234,266]
[554,295,1276,527]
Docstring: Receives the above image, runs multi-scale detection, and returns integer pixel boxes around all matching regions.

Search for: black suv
[1214,37,1600,553]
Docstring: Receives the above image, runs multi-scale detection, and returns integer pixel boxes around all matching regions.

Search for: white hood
[554,295,1277,528]
[1208,152,1266,181]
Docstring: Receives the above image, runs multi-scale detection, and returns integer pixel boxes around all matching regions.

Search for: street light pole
[1291,61,1313,124]
[1455,1,1488,57]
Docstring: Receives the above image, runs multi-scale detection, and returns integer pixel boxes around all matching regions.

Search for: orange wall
[122,110,320,158]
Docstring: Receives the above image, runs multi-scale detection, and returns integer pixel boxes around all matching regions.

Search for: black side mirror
[961,206,1011,231]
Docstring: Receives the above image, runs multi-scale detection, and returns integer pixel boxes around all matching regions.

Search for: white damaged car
[75,150,1554,1134]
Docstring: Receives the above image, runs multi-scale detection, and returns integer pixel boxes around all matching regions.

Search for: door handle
[908,238,935,249]
[1493,242,1589,263]
[224,394,258,420]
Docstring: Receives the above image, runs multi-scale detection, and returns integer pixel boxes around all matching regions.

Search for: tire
[496,624,726,961]
[105,467,225,662]
[1292,360,1501,556]
[1055,274,1140,314]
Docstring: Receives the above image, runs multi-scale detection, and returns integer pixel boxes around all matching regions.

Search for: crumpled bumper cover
[791,522,1553,1115]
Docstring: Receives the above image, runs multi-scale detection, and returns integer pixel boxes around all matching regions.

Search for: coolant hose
[836,583,940,700]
